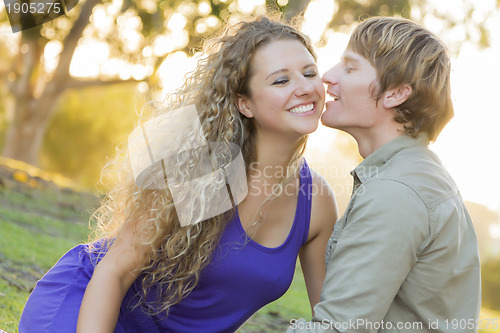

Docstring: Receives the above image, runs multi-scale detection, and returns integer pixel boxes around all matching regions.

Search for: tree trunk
[2,90,63,165]
[265,0,311,21]
[283,0,311,22]
[1,0,101,166]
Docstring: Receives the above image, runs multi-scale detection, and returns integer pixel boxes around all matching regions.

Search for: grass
[0,163,499,333]
[0,175,94,332]
[238,264,311,332]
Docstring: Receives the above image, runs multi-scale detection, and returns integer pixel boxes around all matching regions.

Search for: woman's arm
[299,171,338,315]
[77,222,151,333]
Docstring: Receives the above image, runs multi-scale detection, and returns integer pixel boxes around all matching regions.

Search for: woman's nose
[294,77,315,96]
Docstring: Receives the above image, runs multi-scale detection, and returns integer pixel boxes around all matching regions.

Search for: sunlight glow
[430,40,500,210]
[117,12,144,53]
[196,23,207,34]
[132,64,148,80]
[118,64,132,80]
[105,0,123,16]
[168,13,187,31]
[427,1,500,210]
[237,0,264,15]
[142,46,152,58]
[198,1,212,16]
[158,51,198,96]
[153,35,175,56]
[431,0,467,21]
[302,0,336,45]
[43,40,63,73]
[92,6,114,36]
[490,224,500,239]
[141,0,157,14]
[178,3,198,17]
[206,15,219,28]
[101,58,127,78]
[69,39,109,78]
[137,81,149,93]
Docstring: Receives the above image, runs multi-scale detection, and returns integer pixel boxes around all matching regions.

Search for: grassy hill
[0,159,97,331]
[0,158,499,332]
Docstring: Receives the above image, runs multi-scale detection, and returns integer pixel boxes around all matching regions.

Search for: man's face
[321,49,382,133]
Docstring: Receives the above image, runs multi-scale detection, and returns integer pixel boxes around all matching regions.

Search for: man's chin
[320,114,341,129]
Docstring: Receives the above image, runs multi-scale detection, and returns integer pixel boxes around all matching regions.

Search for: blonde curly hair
[90,15,316,316]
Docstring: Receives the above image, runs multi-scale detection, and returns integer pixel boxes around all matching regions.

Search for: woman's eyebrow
[303,63,317,70]
[266,63,317,80]
[266,69,288,80]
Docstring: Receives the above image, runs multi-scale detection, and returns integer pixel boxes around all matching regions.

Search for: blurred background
[0,0,499,329]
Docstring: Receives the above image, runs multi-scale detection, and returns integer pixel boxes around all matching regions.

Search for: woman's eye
[345,66,353,73]
[272,78,289,85]
[304,71,318,78]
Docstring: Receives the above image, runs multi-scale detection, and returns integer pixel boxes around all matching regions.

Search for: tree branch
[65,77,143,90]
[14,38,38,100]
[52,0,103,84]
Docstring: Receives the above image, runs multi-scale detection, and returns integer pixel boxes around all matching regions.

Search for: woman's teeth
[289,103,314,114]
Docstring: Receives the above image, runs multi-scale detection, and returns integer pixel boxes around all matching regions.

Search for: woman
[19,16,338,333]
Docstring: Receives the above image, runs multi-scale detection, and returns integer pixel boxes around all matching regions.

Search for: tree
[0,0,497,166]
[2,0,103,165]
[0,0,239,165]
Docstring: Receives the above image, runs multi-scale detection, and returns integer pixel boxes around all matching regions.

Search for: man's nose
[322,66,339,86]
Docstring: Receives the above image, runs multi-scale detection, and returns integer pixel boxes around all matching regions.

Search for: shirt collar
[351,133,430,183]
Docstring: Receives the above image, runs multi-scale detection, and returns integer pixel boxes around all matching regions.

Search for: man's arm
[77,223,151,333]
[288,180,429,333]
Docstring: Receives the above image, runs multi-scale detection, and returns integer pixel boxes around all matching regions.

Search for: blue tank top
[119,159,313,333]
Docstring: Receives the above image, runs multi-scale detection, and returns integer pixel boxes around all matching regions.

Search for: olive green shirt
[288,134,481,332]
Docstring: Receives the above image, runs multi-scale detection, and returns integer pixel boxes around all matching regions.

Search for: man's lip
[326,90,339,100]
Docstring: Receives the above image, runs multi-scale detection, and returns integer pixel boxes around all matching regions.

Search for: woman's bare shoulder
[307,168,338,241]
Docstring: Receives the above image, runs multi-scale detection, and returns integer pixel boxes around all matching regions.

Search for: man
[288,16,481,332]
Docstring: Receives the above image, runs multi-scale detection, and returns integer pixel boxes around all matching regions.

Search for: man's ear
[237,94,254,118]
[382,84,412,109]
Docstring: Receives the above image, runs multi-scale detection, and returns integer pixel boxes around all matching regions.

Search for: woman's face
[237,39,325,139]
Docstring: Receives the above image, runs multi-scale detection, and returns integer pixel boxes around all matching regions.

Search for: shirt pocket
[325,214,346,267]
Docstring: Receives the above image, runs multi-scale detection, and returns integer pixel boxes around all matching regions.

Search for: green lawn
[0,184,92,332]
